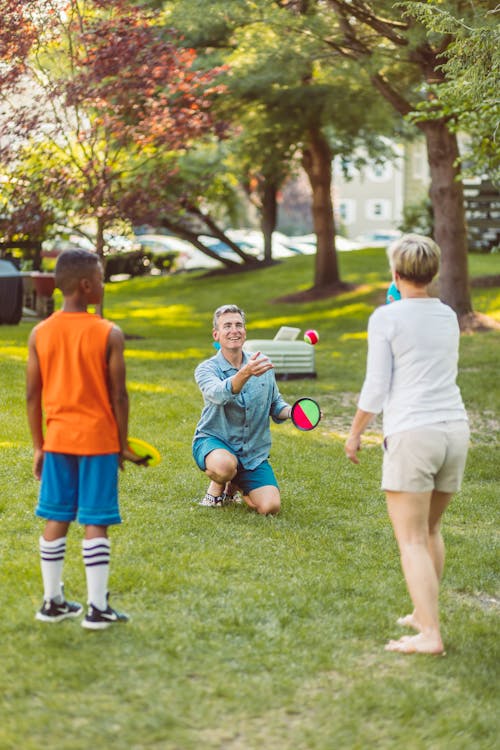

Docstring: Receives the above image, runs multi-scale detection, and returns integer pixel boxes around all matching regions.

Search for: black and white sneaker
[36,597,83,623]
[82,601,129,630]
[198,492,224,507]
[221,489,243,505]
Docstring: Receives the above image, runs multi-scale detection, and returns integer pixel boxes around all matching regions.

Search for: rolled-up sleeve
[270,380,289,422]
[357,310,393,414]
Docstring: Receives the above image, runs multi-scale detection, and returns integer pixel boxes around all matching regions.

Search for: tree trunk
[95,214,105,258]
[421,120,472,318]
[95,214,105,317]
[261,179,278,263]
[302,127,340,288]
[158,218,241,268]
[33,240,42,271]
[184,203,258,264]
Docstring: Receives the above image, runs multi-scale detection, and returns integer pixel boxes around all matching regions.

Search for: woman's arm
[346,310,392,463]
[357,312,393,414]
[345,408,376,463]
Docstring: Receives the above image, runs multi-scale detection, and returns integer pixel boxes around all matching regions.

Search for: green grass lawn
[0,250,499,749]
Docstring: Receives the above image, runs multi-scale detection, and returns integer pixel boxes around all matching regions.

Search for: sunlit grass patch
[339,331,368,341]
[125,347,205,360]
[128,381,176,394]
[0,345,28,361]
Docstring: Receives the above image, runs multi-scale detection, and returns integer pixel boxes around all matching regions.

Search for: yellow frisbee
[127,437,162,467]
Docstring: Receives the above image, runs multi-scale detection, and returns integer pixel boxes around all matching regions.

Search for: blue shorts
[192,437,278,494]
[36,452,121,526]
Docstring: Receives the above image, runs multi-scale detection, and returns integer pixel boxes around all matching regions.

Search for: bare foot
[396,613,421,631]
[384,633,445,655]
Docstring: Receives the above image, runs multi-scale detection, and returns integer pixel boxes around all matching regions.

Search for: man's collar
[215,348,249,372]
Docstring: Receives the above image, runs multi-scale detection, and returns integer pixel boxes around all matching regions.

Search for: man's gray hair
[213,304,246,329]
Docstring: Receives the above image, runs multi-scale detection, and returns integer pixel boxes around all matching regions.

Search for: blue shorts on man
[193,436,278,494]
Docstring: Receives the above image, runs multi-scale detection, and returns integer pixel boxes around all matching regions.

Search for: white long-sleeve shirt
[358,298,467,437]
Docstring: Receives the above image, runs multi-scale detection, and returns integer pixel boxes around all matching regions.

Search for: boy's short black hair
[55,249,101,294]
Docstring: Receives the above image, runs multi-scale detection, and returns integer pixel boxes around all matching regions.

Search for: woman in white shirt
[345,234,469,655]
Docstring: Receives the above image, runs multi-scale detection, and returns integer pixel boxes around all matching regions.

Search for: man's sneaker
[36,597,83,623]
[221,489,243,505]
[198,492,224,507]
[82,602,129,630]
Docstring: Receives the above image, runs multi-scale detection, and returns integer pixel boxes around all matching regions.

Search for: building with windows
[332,143,411,241]
[279,136,498,250]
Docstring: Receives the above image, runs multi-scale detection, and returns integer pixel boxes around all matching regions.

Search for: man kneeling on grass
[192,304,294,515]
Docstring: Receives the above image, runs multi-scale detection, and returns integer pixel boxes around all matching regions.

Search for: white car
[280,233,363,253]
[354,230,402,248]
[135,234,194,254]
[135,234,221,271]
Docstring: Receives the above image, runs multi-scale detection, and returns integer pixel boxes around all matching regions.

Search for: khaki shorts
[382,421,470,493]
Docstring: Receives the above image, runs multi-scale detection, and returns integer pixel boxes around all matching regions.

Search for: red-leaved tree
[0,1,249,266]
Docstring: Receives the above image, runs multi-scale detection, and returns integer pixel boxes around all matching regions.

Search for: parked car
[135,234,223,271]
[198,235,245,264]
[41,236,95,258]
[137,232,255,271]
[354,230,402,248]
[225,229,300,259]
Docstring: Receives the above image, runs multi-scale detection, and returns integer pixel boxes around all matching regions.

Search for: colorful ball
[304,329,319,345]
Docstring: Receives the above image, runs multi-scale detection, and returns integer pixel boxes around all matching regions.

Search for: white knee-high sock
[83,537,110,611]
[39,536,66,602]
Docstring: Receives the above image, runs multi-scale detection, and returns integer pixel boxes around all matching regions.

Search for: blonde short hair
[387,233,440,286]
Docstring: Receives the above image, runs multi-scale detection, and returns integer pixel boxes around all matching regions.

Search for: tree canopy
[0,0,236,262]
[399,1,500,182]
[318,0,497,323]
[165,0,397,287]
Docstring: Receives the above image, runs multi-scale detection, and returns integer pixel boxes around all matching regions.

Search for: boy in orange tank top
[27,249,139,629]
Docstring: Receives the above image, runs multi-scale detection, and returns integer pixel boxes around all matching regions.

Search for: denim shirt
[193,350,289,469]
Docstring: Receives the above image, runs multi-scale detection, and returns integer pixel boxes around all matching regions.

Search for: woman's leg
[397,489,453,631]
[385,490,445,654]
[428,489,453,580]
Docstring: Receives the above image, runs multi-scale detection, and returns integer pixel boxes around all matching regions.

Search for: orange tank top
[35,311,120,455]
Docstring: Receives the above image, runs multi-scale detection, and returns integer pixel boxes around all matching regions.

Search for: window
[339,159,357,180]
[338,199,356,225]
[412,143,428,180]
[367,162,393,182]
[366,199,392,221]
